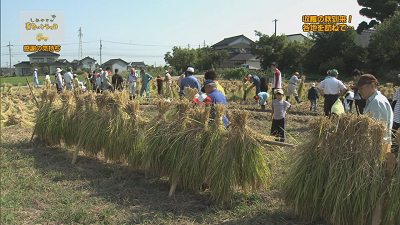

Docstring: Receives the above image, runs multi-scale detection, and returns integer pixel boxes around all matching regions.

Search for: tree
[280,40,311,74]
[164,46,198,73]
[197,47,229,71]
[356,0,400,34]
[250,31,290,70]
[367,11,400,78]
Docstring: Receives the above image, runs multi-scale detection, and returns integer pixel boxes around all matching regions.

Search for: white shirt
[318,76,346,95]
[345,91,354,100]
[64,72,73,84]
[127,72,138,83]
[45,75,50,80]
[33,71,38,79]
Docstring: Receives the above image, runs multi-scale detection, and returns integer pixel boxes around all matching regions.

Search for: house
[79,56,96,71]
[129,62,147,70]
[212,34,254,58]
[228,53,261,70]
[102,58,130,72]
[356,29,374,47]
[286,33,307,42]
[48,59,69,74]
[14,51,60,76]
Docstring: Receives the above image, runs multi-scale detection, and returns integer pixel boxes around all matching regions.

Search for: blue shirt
[179,75,201,96]
[208,89,229,128]
[257,92,270,104]
[33,71,38,79]
[252,75,260,86]
[364,91,393,143]
[141,73,153,86]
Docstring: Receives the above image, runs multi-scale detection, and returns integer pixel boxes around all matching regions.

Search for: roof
[70,60,79,64]
[80,56,96,62]
[103,58,129,65]
[131,62,146,66]
[57,59,69,63]
[357,29,374,47]
[286,33,307,38]
[49,61,68,65]
[212,35,254,48]
[14,61,31,67]
[229,53,256,61]
[27,52,60,57]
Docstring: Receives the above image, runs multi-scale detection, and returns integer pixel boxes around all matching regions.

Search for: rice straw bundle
[282,114,388,224]
[382,167,400,224]
[183,86,199,101]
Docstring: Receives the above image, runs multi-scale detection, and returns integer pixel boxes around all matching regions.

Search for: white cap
[186,67,194,73]
[34,68,38,70]
[398,74,400,78]
[312,83,316,87]
[56,68,62,73]
[248,74,252,79]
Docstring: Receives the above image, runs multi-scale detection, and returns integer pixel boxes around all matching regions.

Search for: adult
[353,74,393,144]
[156,75,163,95]
[139,69,154,100]
[54,68,63,94]
[64,67,75,91]
[260,76,269,93]
[179,67,201,97]
[286,72,304,103]
[391,77,400,157]
[164,70,172,91]
[255,91,270,110]
[203,70,225,95]
[271,62,282,99]
[91,70,97,91]
[204,79,229,128]
[112,68,124,91]
[177,72,186,87]
[101,67,113,91]
[317,69,347,117]
[248,74,260,96]
[349,69,366,115]
[127,68,138,100]
[33,68,39,88]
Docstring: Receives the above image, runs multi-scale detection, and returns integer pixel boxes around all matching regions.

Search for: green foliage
[356,0,400,34]
[164,46,229,73]
[367,11,400,78]
[221,67,249,80]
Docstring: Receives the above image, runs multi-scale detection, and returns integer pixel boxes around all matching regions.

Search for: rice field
[1,79,399,224]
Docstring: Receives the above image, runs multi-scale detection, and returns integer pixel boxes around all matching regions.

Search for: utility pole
[188,44,190,49]
[100,39,102,65]
[78,27,83,60]
[203,40,206,47]
[272,19,278,36]
[7,41,12,76]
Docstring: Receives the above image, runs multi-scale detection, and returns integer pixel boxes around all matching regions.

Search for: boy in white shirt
[270,89,291,142]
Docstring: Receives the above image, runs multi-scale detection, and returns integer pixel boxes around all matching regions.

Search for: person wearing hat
[271,62,282,99]
[317,69,347,117]
[54,68,63,94]
[193,93,212,106]
[204,79,229,128]
[307,83,319,111]
[33,68,39,88]
[255,91,270,110]
[352,74,393,144]
[248,74,261,96]
[127,68,139,99]
[73,74,79,88]
[156,74,163,95]
[286,72,304,103]
[64,67,75,91]
[203,70,225,95]
[139,69,154,100]
[164,70,172,91]
[179,67,201,97]
[270,89,291,142]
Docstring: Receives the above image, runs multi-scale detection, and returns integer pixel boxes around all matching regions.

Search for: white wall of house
[246,60,261,70]
[106,61,128,72]
[29,56,58,64]
[80,58,96,71]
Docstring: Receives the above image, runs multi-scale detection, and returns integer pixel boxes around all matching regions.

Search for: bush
[318,57,345,74]
[384,70,400,85]
[221,68,248,80]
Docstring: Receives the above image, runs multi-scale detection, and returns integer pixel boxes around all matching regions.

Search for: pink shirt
[177,73,185,86]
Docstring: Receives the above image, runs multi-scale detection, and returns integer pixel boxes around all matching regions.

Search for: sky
[1,0,371,68]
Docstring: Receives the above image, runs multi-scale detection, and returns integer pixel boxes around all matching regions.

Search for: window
[33,58,39,63]
[46,58,54,63]
[87,62,92,65]
[39,58,44,63]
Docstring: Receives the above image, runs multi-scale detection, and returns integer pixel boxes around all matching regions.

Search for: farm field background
[2,78,397,224]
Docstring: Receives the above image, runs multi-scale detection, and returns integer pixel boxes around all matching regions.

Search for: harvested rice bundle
[382,167,400,224]
[63,92,87,147]
[282,114,388,225]
[183,86,199,101]
[206,109,277,202]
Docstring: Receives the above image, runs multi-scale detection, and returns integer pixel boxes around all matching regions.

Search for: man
[64,67,75,91]
[139,69,154,100]
[248,74,260,96]
[112,68,124,91]
[202,70,225,95]
[54,68,63,94]
[317,69,347,117]
[260,76,269,93]
[352,74,393,143]
[271,62,282,99]
[165,70,172,91]
[286,72,304,103]
[204,79,229,128]
[177,72,186,87]
[101,67,113,92]
[179,67,201,97]
[33,68,39,88]
[127,68,138,100]
[349,69,366,115]
[156,75,163,95]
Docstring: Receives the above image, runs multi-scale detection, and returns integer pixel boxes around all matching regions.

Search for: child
[254,92,270,110]
[270,89,291,142]
[307,83,319,111]
[156,75,163,95]
[344,90,354,112]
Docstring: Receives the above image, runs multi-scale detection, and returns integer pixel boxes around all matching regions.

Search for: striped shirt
[272,99,291,120]
[273,69,282,89]
[393,88,400,123]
